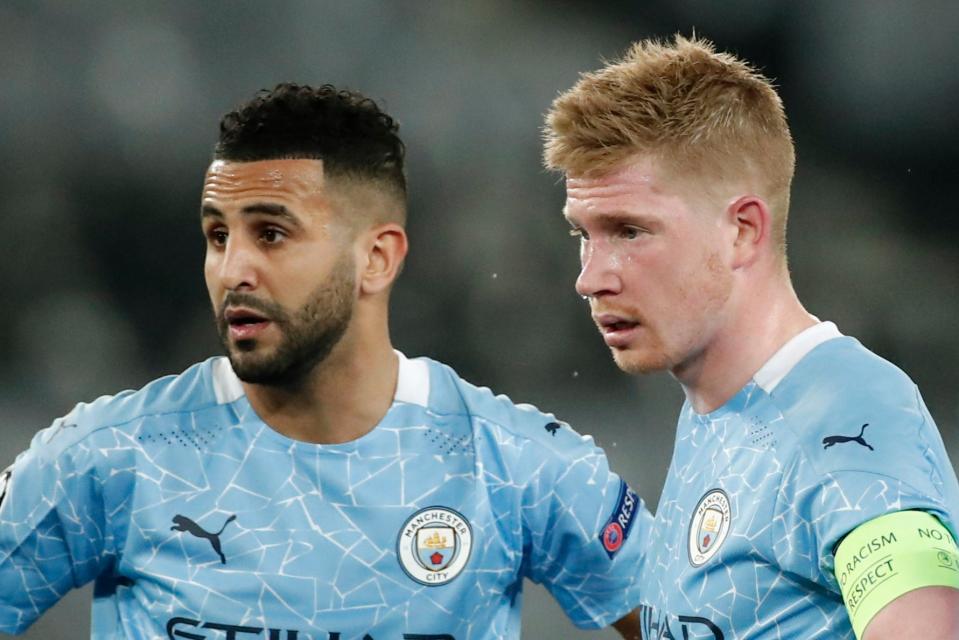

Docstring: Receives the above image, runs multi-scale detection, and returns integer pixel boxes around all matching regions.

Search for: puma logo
[822,423,874,451]
[0,468,12,508]
[171,514,237,564]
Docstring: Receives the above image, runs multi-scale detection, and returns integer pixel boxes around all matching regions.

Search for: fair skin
[864,587,959,639]
[565,154,959,639]
[565,158,814,413]
[612,613,641,639]
[201,158,407,444]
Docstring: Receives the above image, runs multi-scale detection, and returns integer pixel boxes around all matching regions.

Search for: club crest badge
[397,506,473,586]
[688,488,731,567]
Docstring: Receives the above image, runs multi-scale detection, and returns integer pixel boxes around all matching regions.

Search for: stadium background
[1,1,957,637]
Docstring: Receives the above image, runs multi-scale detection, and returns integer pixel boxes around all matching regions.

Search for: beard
[215,253,356,386]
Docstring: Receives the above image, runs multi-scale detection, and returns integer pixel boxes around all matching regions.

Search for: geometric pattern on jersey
[639,323,959,639]
[0,352,646,639]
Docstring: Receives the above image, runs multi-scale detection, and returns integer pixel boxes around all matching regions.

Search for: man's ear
[726,195,771,269]
[357,223,409,295]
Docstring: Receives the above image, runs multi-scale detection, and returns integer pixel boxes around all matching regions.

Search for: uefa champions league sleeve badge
[397,507,473,586]
[688,488,732,567]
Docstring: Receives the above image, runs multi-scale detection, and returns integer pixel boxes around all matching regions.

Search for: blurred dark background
[1,1,957,638]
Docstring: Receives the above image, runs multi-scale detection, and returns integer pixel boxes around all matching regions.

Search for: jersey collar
[393,350,430,407]
[753,321,843,394]
[211,350,431,408]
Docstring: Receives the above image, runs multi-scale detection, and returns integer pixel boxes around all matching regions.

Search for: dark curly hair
[215,83,406,199]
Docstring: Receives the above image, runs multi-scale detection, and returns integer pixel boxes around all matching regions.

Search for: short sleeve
[519,428,647,628]
[0,419,111,634]
[773,462,953,594]
[772,371,959,595]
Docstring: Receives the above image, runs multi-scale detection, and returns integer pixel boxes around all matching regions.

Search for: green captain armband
[834,510,959,638]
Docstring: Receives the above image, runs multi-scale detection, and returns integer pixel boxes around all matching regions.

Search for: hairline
[205,157,407,231]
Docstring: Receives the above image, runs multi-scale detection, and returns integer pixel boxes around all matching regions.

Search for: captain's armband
[834,510,959,638]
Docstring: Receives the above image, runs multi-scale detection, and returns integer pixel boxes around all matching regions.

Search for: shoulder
[414,355,599,457]
[772,335,918,414]
[32,357,232,457]
[771,336,943,486]
[772,336,921,452]
[762,338,959,579]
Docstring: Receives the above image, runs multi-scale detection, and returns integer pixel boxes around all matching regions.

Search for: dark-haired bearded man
[0,84,646,639]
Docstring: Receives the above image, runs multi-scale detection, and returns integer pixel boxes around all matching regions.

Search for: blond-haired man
[544,36,959,639]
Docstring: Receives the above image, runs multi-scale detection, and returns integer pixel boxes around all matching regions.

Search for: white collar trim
[212,357,244,404]
[753,321,842,394]
[393,350,430,407]
[211,350,430,407]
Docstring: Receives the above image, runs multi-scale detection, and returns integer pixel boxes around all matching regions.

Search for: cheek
[707,262,734,309]
[625,247,718,312]
[617,246,660,286]
[683,251,733,317]
[276,259,333,306]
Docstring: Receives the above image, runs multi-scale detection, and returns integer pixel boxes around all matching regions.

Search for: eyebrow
[565,210,659,227]
[201,203,302,227]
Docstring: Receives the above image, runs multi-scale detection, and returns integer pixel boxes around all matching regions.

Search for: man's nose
[218,237,259,292]
[575,242,622,299]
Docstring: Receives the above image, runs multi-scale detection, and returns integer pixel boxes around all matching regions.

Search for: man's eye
[207,229,228,246]
[261,228,284,243]
[620,227,642,240]
[569,228,589,241]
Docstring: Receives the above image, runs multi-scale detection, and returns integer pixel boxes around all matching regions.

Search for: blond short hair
[544,35,795,251]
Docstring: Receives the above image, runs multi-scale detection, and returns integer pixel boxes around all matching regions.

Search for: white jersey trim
[394,350,430,407]
[212,357,245,404]
[754,321,842,394]
[211,351,430,407]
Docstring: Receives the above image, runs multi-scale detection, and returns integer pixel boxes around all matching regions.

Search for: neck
[241,320,398,445]
[673,272,817,414]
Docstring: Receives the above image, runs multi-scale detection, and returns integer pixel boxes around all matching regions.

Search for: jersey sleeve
[0,416,112,634]
[772,391,958,594]
[518,420,647,629]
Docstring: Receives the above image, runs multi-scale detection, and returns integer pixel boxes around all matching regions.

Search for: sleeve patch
[599,480,639,559]
[835,510,959,638]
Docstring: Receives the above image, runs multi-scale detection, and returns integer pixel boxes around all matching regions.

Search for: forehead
[563,157,682,219]
[201,158,328,209]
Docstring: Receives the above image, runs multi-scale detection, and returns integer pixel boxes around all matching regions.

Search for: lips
[224,306,272,341]
[593,313,641,348]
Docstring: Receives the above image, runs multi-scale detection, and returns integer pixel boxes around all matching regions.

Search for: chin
[612,348,669,375]
[228,353,274,381]
[226,344,283,381]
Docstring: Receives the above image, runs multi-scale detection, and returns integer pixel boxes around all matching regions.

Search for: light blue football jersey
[639,322,959,639]
[0,352,647,639]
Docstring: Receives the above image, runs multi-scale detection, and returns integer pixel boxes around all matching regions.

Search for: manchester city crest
[687,488,732,567]
[397,506,473,586]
